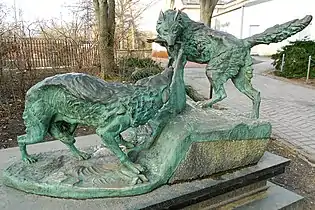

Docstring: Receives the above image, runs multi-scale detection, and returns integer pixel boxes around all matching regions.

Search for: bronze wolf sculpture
[17,72,173,178]
[150,9,312,118]
[17,46,187,182]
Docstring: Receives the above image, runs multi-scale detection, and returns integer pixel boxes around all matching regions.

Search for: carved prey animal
[151,9,313,118]
[17,72,172,179]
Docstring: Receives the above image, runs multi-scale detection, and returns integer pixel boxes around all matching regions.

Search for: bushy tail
[244,15,313,48]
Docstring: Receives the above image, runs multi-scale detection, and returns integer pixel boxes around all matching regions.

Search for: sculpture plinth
[3,102,271,199]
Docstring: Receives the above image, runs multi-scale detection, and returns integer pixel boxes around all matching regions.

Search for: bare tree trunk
[200,0,218,27]
[93,0,116,79]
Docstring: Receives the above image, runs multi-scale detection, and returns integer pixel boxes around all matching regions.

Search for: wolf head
[156,9,184,47]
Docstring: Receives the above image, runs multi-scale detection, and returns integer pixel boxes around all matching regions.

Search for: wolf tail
[243,15,313,48]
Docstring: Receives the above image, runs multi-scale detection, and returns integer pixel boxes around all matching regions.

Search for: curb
[270,133,315,167]
[261,70,315,90]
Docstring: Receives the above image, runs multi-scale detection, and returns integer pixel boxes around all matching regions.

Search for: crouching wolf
[17,71,173,178]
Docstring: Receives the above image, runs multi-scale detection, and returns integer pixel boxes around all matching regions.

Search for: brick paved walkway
[184,57,315,159]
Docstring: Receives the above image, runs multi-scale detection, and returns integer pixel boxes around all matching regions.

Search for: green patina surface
[4,46,187,196]
[3,105,271,198]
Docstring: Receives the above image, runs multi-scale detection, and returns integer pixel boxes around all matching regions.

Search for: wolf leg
[18,135,40,164]
[49,121,91,160]
[115,134,135,149]
[127,107,172,161]
[197,71,227,108]
[18,119,49,164]
[96,115,145,176]
[199,48,247,109]
[205,69,214,99]
[231,66,261,119]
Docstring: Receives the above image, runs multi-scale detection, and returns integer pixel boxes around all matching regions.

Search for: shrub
[271,40,315,78]
[118,57,161,69]
[130,67,162,81]
[117,57,163,81]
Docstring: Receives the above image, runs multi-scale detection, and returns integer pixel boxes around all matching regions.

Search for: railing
[279,54,314,83]
[306,55,315,83]
[0,37,152,119]
[0,37,152,71]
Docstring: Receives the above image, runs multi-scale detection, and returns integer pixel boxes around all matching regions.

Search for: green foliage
[117,57,163,81]
[271,40,315,78]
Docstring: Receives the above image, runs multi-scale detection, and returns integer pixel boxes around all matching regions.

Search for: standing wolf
[151,9,312,118]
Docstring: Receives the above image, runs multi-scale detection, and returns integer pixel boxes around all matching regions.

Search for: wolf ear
[174,10,181,21]
[159,10,165,20]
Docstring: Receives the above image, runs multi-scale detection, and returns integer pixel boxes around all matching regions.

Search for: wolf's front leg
[197,84,227,108]
[96,115,146,178]
[127,106,172,161]
[49,121,91,160]
[198,63,228,108]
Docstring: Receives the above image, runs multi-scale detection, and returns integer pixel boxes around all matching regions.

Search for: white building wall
[212,9,243,37]
[182,8,200,21]
[243,0,315,55]
[212,0,315,55]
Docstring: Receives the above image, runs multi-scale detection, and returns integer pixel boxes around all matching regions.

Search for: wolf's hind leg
[231,64,261,119]
[96,115,145,176]
[49,121,91,160]
[18,120,49,164]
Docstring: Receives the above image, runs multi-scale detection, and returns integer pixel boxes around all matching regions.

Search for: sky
[4,0,165,32]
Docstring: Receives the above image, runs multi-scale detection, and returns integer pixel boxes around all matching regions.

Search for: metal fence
[0,37,152,71]
[0,37,153,120]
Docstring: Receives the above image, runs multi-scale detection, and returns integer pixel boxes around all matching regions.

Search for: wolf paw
[121,141,135,149]
[126,162,145,174]
[196,101,212,108]
[120,165,149,185]
[131,174,149,185]
[22,155,38,164]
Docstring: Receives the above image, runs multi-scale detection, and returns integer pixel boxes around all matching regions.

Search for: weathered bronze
[149,9,312,119]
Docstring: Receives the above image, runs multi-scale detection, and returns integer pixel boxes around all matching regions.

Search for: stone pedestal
[0,144,304,209]
[141,152,303,210]
[3,106,271,198]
